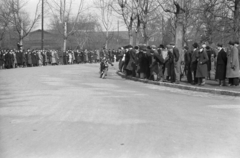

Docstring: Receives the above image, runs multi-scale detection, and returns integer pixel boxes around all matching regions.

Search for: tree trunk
[105,29,109,49]
[233,0,240,42]
[19,21,24,51]
[175,0,185,61]
[135,15,141,46]
[129,29,133,45]
[63,22,67,52]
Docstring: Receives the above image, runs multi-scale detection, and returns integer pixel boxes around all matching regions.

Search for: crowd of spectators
[0,48,117,69]
[118,41,240,87]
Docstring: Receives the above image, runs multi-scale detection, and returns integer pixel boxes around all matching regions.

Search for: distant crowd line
[0,49,118,69]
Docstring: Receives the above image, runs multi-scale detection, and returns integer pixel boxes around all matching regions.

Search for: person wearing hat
[196,42,209,86]
[0,50,5,69]
[183,46,192,83]
[226,41,239,86]
[164,45,174,82]
[206,46,216,80]
[123,46,132,75]
[215,44,227,86]
[125,46,137,77]
[191,42,199,84]
[138,46,148,79]
[235,41,240,67]
[234,41,240,82]
[171,43,180,84]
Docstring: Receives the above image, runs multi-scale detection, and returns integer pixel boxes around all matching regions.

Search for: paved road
[0,64,240,158]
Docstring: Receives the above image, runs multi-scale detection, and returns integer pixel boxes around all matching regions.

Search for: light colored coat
[226,46,240,78]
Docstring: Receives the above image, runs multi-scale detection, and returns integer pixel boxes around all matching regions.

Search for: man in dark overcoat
[183,46,192,83]
[215,44,227,86]
[126,46,137,76]
[191,43,199,85]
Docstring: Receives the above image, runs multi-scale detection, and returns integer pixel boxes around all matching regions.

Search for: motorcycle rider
[100,56,114,79]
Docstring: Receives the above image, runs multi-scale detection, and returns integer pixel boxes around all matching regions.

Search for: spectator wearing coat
[68,51,73,64]
[0,51,5,69]
[191,43,199,85]
[138,46,148,79]
[47,51,52,64]
[27,51,32,67]
[164,45,174,82]
[226,41,240,86]
[235,41,240,70]
[12,50,17,68]
[22,51,26,67]
[184,46,192,83]
[16,50,23,67]
[38,51,43,66]
[96,50,100,62]
[84,49,89,63]
[63,51,67,65]
[172,43,180,84]
[5,50,14,69]
[206,46,216,80]
[118,47,125,72]
[156,45,165,81]
[234,41,240,81]
[215,44,227,86]
[126,46,137,77]
[196,43,209,86]
[51,51,59,65]
[24,51,28,67]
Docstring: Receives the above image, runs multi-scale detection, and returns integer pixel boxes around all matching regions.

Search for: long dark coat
[145,50,152,78]
[126,49,137,71]
[24,53,28,64]
[215,48,227,80]
[191,49,198,72]
[137,51,148,74]
[47,51,52,63]
[5,53,13,68]
[0,52,4,66]
[196,49,209,78]
[184,50,192,83]
[22,52,26,64]
[16,52,22,65]
[165,51,175,81]
[31,53,37,66]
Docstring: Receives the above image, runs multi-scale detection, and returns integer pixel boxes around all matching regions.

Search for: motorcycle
[100,61,113,79]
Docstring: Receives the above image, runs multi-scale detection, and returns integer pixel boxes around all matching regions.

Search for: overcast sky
[25,0,126,31]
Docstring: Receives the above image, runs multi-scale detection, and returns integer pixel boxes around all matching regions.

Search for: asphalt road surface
[0,63,240,158]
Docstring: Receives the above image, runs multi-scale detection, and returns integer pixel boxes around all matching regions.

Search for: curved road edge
[116,71,240,97]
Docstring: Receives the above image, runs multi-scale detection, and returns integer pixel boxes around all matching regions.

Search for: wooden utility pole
[117,20,119,47]
[41,0,44,51]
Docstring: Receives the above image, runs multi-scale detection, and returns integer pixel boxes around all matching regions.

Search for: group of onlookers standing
[118,41,240,86]
[0,48,118,69]
[62,49,117,65]
[0,49,60,69]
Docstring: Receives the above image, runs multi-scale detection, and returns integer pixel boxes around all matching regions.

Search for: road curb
[116,71,240,97]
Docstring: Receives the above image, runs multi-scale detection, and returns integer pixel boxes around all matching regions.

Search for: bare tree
[47,0,85,51]
[111,0,139,45]
[0,0,41,49]
[94,0,115,49]
[73,14,100,49]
